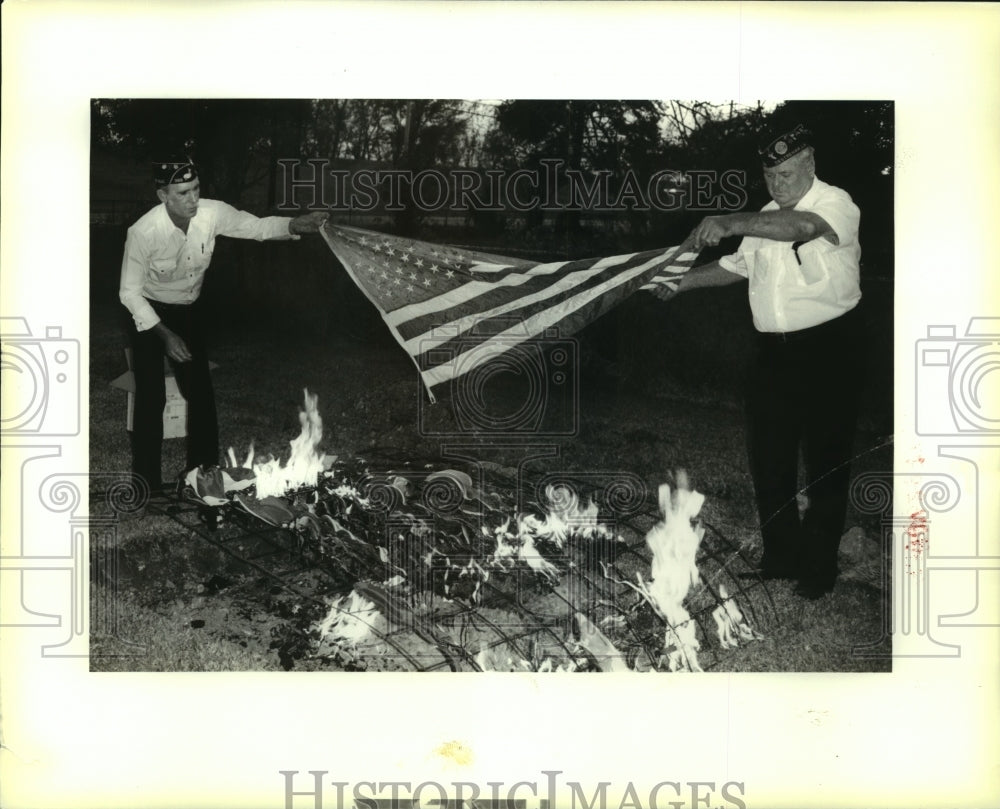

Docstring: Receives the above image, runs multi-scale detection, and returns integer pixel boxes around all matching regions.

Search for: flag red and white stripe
[320,223,698,398]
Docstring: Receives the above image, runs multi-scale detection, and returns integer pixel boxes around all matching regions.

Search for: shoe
[794,578,835,600]
[198,506,220,532]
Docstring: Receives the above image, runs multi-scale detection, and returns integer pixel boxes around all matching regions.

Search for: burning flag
[492,517,560,581]
[180,389,329,517]
[319,224,699,399]
[181,446,257,507]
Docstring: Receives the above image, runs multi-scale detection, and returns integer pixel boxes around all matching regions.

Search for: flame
[252,388,325,498]
[475,645,533,672]
[533,484,605,546]
[712,584,760,649]
[483,484,614,579]
[226,445,255,469]
[490,484,612,579]
[574,612,631,672]
[492,517,559,580]
[536,658,578,673]
[315,589,380,647]
[640,472,706,672]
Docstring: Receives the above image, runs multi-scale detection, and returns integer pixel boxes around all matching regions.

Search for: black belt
[146,297,197,311]
[759,306,860,343]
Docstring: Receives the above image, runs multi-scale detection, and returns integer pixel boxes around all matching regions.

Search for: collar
[155,202,201,237]
[793,176,826,210]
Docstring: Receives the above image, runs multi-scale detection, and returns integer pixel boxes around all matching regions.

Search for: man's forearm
[150,322,174,341]
[678,260,744,292]
[727,210,831,242]
[690,209,835,250]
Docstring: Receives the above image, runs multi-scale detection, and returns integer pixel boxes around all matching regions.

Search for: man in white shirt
[660,125,864,599]
[120,158,328,502]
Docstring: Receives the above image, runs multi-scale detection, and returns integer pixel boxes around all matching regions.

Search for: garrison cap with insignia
[759,125,813,167]
[153,158,199,187]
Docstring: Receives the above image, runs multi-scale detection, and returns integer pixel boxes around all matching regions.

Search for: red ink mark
[906,510,928,549]
[905,510,929,573]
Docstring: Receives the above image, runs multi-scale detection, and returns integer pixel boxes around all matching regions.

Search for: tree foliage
[92,97,893,263]
[486,100,664,174]
[304,99,479,167]
[92,99,311,207]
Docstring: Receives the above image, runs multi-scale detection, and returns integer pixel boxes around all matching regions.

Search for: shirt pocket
[747,243,799,288]
[149,257,178,279]
[186,236,214,273]
[781,242,836,310]
[794,239,831,286]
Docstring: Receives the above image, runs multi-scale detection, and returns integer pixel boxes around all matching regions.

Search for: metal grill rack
[97,468,777,672]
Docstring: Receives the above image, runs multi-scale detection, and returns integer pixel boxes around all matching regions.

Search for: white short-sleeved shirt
[119,199,298,331]
[720,176,862,333]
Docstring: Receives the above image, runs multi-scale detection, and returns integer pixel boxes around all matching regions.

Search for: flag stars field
[320,222,697,394]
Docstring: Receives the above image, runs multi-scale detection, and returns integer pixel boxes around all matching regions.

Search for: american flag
[320,223,699,398]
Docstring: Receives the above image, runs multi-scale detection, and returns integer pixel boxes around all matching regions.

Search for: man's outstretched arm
[649,259,744,302]
[288,211,330,235]
[690,210,835,250]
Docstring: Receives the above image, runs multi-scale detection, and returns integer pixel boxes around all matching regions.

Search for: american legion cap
[153,158,198,187]
[758,124,813,167]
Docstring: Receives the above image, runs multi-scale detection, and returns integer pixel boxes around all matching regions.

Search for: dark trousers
[129,299,218,491]
[746,305,864,586]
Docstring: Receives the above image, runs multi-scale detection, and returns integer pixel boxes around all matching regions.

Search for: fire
[252,388,326,498]
[534,484,605,546]
[712,585,760,649]
[638,472,706,672]
[490,484,615,579]
[574,612,631,672]
[315,589,381,648]
[491,517,559,580]
[475,645,534,672]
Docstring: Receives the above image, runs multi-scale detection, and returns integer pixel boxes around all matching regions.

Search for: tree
[488,99,664,174]
[91,99,312,210]
[485,100,666,247]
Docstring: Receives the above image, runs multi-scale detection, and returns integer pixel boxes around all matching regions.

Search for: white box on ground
[109,349,218,439]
